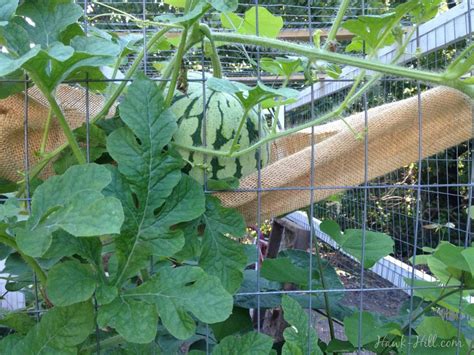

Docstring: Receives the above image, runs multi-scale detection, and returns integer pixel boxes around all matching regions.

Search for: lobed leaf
[12,302,94,353]
[15,164,124,257]
[126,266,233,340]
[199,196,247,293]
[212,332,273,355]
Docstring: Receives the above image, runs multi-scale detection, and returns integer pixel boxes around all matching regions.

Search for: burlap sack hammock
[1,86,472,225]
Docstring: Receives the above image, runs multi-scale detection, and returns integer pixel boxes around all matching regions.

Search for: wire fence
[0,0,473,353]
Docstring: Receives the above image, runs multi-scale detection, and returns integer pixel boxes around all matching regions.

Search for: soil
[320,243,410,317]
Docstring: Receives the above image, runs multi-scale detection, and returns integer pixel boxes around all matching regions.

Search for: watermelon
[170,85,270,183]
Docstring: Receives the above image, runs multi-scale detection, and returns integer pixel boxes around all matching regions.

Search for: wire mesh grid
[0,0,472,354]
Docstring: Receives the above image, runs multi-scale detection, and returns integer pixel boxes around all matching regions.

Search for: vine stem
[28,73,86,165]
[210,32,457,87]
[165,26,189,106]
[200,24,223,78]
[306,210,336,340]
[230,108,250,153]
[39,108,53,156]
[173,27,418,159]
[323,0,352,50]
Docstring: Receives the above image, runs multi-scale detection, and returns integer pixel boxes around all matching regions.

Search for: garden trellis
[0,0,473,354]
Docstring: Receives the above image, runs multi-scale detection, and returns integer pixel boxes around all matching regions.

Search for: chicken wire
[0,0,472,353]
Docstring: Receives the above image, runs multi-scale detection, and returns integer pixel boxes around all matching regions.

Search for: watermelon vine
[0,0,473,353]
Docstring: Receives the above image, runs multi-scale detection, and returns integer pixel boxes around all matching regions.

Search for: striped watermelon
[170,85,270,183]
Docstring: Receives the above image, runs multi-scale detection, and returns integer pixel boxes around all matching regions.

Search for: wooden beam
[163,28,353,42]
[227,74,307,83]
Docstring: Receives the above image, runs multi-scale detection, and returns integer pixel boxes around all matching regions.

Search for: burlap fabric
[1,86,472,226]
[0,86,109,181]
[216,87,473,224]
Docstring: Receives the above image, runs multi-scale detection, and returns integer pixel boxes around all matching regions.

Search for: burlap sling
[1,86,472,225]
[0,85,109,181]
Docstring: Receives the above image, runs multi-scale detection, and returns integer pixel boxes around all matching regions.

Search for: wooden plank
[227,74,306,83]
[162,28,353,42]
[277,28,353,41]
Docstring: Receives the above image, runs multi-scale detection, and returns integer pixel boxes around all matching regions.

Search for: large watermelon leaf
[106,75,206,284]
[0,0,18,25]
[212,332,274,355]
[120,266,233,340]
[97,297,158,344]
[11,302,95,354]
[15,164,124,258]
[199,196,247,293]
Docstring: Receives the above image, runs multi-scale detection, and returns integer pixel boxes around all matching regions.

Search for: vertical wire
[357,77,370,355]
[200,36,211,354]
[23,75,40,322]
[142,0,148,75]
[357,0,368,352]
[82,1,100,352]
[455,2,473,353]
[307,0,316,351]
[254,0,263,333]
[406,25,423,355]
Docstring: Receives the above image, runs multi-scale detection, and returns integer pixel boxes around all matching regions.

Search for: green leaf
[405,279,467,314]
[221,6,283,39]
[128,266,233,340]
[164,0,186,8]
[416,317,457,339]
[0,0,18,25]
[409,0,442,24]
[207,78,298,112]
[71,35,121,57]
[207,0,238,13]
[199,196,247,293]
[0,69,25,99]
[433,242,471,272]
[13,302,94,353]
[0,312,35,335]
[155,3,206,24]
[17,0,83,47]
[0,334,23,354]
[461,246,474,275]
[320,220,394,268]
[342,13,397,52]
[15,164,124,257]
[325,339,357,353]
[106,75,206,282]
[341,229,394,268]
[319,220,342,243]
[212,332,273,355]
[97,297,158,344]
[95,284,118,306]
[23,38,119,92]
[210,306,253,341]
[282,295,322,355]
[260,57,303,78]
[46,42,74,61]
[0,47,40,77]
[206,177,240,191]
[46,259,97,306]
[206,77,242,95]
[343,311,399,347]
[261,257,309,286]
